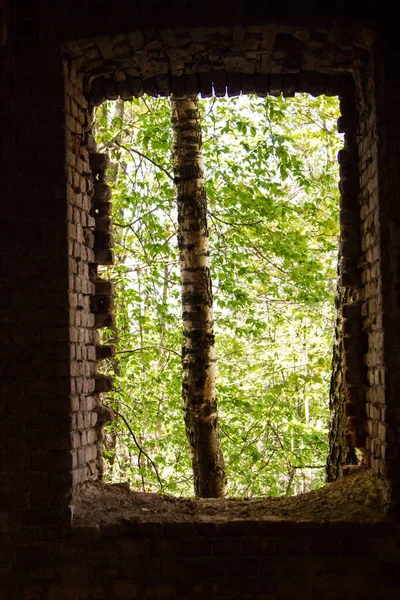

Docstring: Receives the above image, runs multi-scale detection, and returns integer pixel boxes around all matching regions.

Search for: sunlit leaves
[94,92,342,497]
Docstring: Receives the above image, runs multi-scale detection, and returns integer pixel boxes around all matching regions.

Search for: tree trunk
[170,95,226,498]
[326,262,358,482]
[156,261,170,439]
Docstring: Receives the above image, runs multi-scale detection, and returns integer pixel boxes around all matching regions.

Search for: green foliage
[94,92,342,497]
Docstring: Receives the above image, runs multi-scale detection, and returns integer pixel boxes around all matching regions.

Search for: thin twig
[117,346,182,359]
[291,464,325,469]
[114,140,174,181]
[208,210,263,229]
[114,206,160,229]
[256,450,276,474]
[113,409,164,490]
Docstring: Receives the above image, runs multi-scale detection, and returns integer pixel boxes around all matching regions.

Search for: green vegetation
[94,92,342,497]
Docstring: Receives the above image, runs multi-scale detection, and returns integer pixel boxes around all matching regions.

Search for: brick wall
[64,25,371,105]
[353,48,386,476]
[2,2,400,599]
[14,518,400,600]
[54,0,386,39]
[65,61,99,488]
[373,32,400,499]
[0,7,72,519]
[65,61,117,489]
[0,7,73,598]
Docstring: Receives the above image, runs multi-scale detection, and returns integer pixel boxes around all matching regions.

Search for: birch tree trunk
[170,95,226,498]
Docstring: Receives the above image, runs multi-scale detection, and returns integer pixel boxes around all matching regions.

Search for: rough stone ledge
[72,470,389,530]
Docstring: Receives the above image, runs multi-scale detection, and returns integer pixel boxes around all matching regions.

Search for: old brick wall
[66,58,117,488]
[2,1,400,599]
[0,5,73,597]
[54,0,386,40]
[65,25,371,105]
[13,518,400,600]
[0,5,74,514]
[353,46,385,476]
[373,32,400,499]
[65,60,99,487]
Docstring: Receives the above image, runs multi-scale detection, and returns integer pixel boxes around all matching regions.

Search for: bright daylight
[94,92,343,498]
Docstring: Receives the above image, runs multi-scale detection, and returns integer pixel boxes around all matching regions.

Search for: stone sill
[71,469,389,535]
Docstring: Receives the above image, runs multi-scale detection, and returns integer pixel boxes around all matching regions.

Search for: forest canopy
[94,92,342,498]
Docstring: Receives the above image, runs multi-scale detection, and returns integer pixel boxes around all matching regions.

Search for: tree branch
[116,346,181,359]
[113,409,164,490]
[291,464,325,469]
[114,140,174,181]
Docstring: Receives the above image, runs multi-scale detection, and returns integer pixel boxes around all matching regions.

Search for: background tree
[326,271,358,482]
[94,92,342,497]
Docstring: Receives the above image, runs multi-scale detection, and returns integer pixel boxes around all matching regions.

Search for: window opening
[93,92,343,498]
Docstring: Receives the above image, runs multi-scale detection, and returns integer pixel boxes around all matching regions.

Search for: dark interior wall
[54,0,390,39]
[373,32,400,488]
[0,10,73,599]
[2,1,400,599]
[0,5,73,523]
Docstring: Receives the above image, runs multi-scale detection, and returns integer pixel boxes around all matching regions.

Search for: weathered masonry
[1,1,400,599]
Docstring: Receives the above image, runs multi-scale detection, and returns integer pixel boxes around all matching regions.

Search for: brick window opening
[88,92,346,498]
[65,26,376,506]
